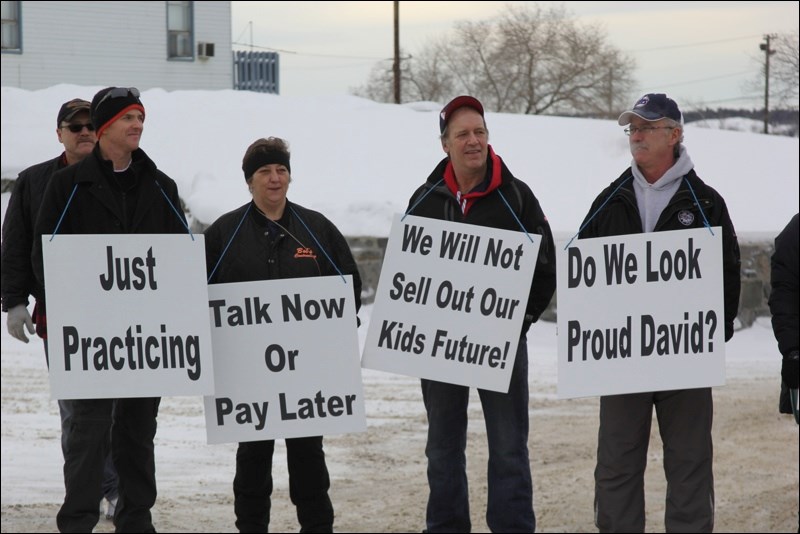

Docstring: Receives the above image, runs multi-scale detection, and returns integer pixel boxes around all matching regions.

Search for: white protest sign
[42,234,214,399]
[362,214,541,392]
[203,276,365,444]
[557,227,725,398]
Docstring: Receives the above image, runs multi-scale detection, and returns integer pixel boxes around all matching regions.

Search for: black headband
[242,150,291,180]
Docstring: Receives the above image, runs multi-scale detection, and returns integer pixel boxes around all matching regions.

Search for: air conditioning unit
[197,42,215,59]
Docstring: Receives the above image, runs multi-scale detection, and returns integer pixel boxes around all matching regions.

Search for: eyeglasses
[624,126,674,136]
[95,87,141,110]
[63,123,95,133]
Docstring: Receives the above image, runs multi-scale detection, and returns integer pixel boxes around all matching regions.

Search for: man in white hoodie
[577,93,741,533]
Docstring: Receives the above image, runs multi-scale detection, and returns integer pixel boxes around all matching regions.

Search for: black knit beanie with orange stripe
[90,87,145,138]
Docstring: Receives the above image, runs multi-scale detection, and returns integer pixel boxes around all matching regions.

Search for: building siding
[1,1,232,90]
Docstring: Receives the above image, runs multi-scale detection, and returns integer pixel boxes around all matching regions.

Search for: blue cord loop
[682,176,714,236]
[49,180,194,241]
[289,206,347,283]
[207,204,348,284]
[563,174,714,250]
[404,179,532,243]
[207,203,252,282]
[49,183,80,241]
[496,190,534,243]
[403,179,444,220]
[156,181,195,240]
[563,175,633,249]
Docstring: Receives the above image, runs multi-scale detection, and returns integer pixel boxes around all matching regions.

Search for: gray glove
[7,304,35,343]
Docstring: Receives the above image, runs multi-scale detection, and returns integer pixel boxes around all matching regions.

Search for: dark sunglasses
[64,123,95,133]
[96,87,141,110]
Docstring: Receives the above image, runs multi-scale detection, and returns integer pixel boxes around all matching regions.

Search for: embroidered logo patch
[294,247,317,259]
[677,210,695,226]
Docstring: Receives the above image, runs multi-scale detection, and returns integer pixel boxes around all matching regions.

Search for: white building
[1,1,232,91]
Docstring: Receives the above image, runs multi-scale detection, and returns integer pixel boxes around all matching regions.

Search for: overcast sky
[230,1,798,110]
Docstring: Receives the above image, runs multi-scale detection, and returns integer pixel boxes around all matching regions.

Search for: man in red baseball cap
[405,96,556,532]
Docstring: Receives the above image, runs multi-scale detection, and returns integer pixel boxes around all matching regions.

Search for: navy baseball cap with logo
[439,95,484,133]
[618,93,681,126]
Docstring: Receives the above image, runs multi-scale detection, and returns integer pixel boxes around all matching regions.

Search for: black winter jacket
[32,146,188,294]
[204,200,362,313]
[1,155,65,312]
[406,155,556,330]
[768,213,799,358]
[578,167,741,341]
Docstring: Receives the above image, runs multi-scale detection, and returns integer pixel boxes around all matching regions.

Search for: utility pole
[760,34,776,134]
[393,1,401,104]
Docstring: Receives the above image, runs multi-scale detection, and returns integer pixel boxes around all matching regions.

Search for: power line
[691,95,763,105]
[231,41,387,61]
[654,70,753,88]
[630,34,762,53]
[288,61,378,72]
[233,22,250,44]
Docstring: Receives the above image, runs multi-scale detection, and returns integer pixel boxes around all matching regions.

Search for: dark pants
[55,397,160,533]
[594,388,714,533]
[44,340,119,520]
[58,400,119,502]
[421,336,535,533]
[233,437,334,533]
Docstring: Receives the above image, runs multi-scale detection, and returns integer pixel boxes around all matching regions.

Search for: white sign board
[203,276,365,444]
[557,228,725,398]
[362,214,541,392]
[42,234,214,399]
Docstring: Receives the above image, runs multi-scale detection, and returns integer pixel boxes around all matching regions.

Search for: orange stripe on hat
[96,104,145,139]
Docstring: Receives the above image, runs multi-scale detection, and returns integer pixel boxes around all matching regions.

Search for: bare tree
[352,38,457,103]
[401,39,457,102]
[771,31,799,110]
[352,59,395,103]
[352,3,636,117]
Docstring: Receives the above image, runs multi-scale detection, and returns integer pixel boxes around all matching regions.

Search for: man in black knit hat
[32,87,188,533]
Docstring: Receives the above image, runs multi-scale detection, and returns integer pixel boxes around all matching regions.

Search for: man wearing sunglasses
[32,87,188,533]
[2,98,96,346]
[577,93,741,533]
[1,97,120,520]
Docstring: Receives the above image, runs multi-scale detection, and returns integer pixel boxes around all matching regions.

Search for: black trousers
[233,437,333,533]
[55,397,159,533]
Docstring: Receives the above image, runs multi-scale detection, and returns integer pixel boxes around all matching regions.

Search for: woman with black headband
[204,136,362,533]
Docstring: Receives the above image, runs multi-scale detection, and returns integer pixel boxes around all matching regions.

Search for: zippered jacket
[768,213,798,358]
[32,146,189,296]
[407,153,556,330]
[1,155,64,312]
[578,167,741,341]
[204,200,362,312]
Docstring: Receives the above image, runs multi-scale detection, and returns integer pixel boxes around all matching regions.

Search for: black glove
[782,351,799,389]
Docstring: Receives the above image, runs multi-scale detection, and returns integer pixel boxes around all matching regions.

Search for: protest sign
[362,214,541,392]
[204,275,364,444]
[42,234,214,399]
[557,228,725,398]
